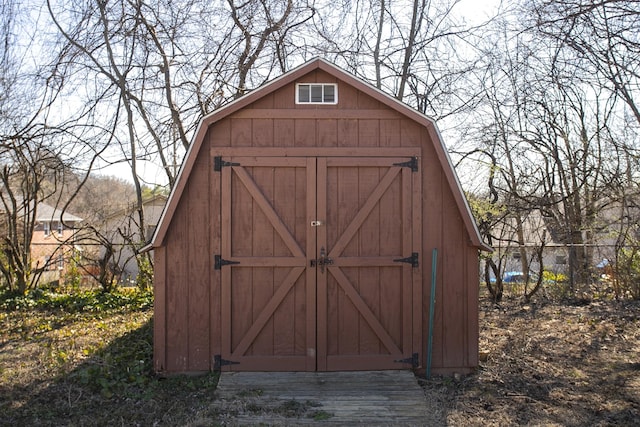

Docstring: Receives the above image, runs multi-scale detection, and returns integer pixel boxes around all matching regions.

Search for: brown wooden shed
[147,58,490,375]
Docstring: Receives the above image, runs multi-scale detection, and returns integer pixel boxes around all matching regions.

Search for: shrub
[135,255,153,291]
[0,287,153,313]
[616,248,640,299]
[542,270,568,284]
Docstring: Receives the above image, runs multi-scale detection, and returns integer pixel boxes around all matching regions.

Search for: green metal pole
[426,248,437,379]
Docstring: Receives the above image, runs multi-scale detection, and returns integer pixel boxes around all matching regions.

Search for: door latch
[310,220,323,227]
[310,246,333,273]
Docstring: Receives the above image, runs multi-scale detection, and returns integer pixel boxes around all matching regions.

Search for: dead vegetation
[0,289,220,426]
[421,297,640,426]
[1,289,638,426]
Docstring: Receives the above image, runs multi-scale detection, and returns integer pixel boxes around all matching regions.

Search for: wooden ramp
[213,370,439,426]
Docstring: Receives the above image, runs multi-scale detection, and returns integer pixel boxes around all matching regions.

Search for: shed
[147,58,490,374]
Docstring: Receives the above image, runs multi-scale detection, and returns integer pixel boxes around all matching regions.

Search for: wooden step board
[213,370,440,426]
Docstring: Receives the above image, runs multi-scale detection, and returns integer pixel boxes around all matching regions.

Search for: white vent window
[296,83,337,104]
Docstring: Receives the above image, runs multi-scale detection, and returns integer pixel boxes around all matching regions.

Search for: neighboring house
[491,200,640,279]
[590,197,640,261]
[102,195,167,284]
[31,203,83,284]
[490,210,570,278]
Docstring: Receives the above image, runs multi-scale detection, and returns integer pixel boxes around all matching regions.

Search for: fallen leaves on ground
[421,298,640,426]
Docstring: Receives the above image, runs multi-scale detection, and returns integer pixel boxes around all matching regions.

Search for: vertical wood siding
[154,69,480,374]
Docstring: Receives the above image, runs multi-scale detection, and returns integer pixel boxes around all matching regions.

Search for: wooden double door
[217,150,422,371]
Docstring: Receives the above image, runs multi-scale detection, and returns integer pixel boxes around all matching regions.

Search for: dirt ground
[1,294,639,426]
[420,297,640,426]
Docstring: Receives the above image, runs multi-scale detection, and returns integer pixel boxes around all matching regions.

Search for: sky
[94,0,503,188]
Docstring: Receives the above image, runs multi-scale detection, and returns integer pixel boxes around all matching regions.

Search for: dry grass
[420,297,640,426]
[1,289,639,426]
[0,289,219,426]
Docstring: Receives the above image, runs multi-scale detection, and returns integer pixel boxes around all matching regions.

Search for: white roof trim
[147,57,490,252]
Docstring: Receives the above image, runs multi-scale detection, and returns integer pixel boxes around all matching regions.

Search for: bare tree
[0,0,95,293]
[226,0,317,96]
[458,11,633,299]
[529,0,640,125]
[303,0,487,119]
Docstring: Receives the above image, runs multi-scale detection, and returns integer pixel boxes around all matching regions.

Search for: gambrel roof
[147,58,490,251]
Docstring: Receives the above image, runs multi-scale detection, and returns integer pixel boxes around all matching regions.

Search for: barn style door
[216,153,421,371]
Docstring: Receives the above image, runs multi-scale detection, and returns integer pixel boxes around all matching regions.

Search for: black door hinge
[394,352,419,368]
[215,255,240,270]
[393,157,418,172]
[214,354,240,370]
[214,156,240,172]
[394,252,419,268]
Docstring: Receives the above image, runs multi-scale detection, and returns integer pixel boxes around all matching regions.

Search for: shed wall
[154,69,479,373]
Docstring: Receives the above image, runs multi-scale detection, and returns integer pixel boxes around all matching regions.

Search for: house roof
[491,210,559,248]
[0,198,82,223]
[146,58,490,252]
[104,194,168,222]
[36,202,83,223]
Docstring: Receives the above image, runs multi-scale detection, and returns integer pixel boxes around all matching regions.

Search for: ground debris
[426,298,640,426]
